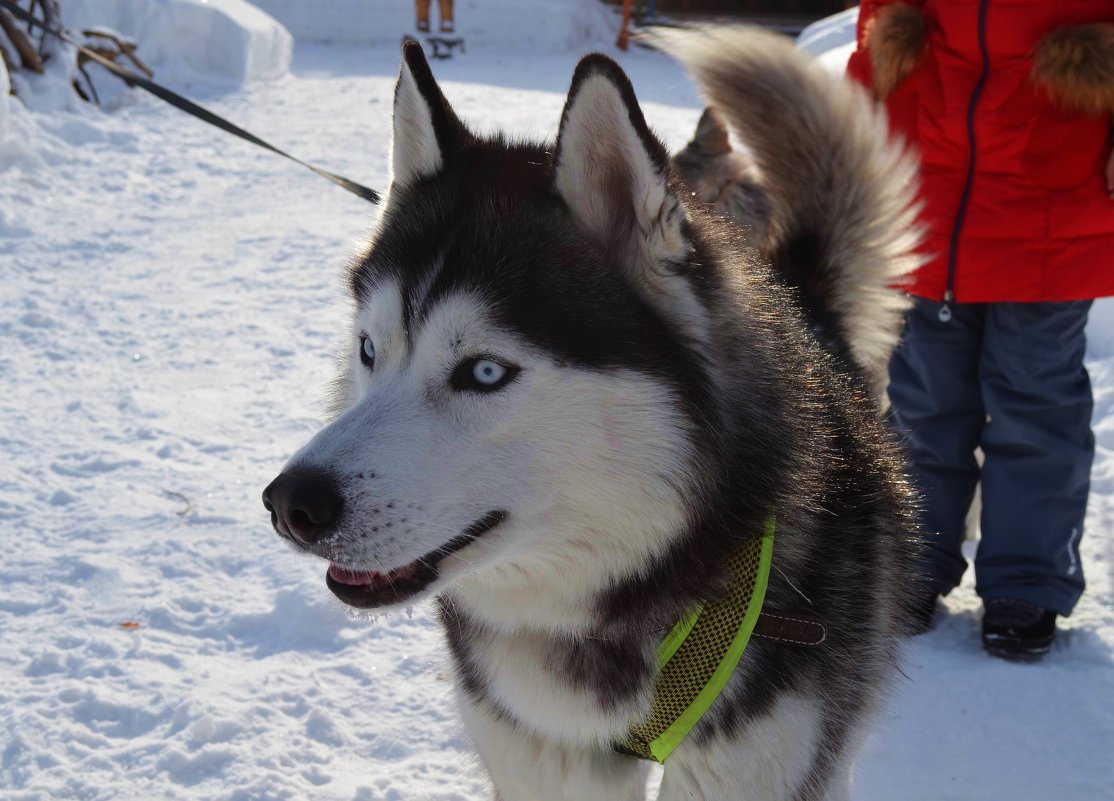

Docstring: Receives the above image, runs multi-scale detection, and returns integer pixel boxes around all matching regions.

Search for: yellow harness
[614,517,776,763]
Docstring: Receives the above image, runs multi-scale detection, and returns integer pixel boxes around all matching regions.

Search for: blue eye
[451,357,519,393]
[472,360,505,386]
[359,336,375,369]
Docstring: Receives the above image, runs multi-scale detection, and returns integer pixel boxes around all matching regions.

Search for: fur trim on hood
[1032,24,1114,116]
[866,4,926,99]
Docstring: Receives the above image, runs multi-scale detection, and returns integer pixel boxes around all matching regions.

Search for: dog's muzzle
[262,467,507,609]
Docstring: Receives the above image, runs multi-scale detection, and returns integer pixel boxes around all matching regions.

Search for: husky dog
[671,107,771,247]
[263,27,922,801]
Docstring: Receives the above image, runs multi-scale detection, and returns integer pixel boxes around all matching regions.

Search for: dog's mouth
[324,511,506,608]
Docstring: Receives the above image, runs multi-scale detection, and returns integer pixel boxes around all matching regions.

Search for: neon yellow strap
[657,608,700,668]
[617,517,775,763]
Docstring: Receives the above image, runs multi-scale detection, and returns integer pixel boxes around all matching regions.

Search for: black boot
[981,598,1057,662]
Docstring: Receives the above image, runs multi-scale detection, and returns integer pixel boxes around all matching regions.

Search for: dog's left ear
[553,55,691,273]
[390,40,469,188]
[691,107,732,156]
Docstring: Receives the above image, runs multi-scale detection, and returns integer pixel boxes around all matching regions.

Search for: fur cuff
[1032,24,1114,115]
[866,4,926,99]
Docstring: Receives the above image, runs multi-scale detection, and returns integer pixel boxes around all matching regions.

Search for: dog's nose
[262,468,343,546]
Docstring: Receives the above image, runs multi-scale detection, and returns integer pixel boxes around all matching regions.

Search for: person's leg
[415,0,431,32]
[888,297,987,597]
[977,300,1093,616]
[438,0,454,33]
[617,0,633,50]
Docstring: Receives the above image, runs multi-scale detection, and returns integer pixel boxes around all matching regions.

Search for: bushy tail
[657,26,923,396]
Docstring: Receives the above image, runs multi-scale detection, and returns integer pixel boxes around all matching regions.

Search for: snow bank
[1,0,290,170]
[1086,299,1114,360]
[0,45,9,138]
[5,34,84,114]
[63,0,293,82]
[0,36,80,169]
[796,7,857,73]
[252,0,616,51]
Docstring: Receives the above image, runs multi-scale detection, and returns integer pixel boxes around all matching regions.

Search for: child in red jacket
[848,1,1114,660]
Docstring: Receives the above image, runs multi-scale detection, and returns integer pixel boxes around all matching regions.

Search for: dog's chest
[447,618,656,744]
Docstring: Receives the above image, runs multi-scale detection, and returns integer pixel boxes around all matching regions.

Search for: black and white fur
[264,27,923,801]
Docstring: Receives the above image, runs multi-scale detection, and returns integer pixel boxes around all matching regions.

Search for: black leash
[0,0,381,204]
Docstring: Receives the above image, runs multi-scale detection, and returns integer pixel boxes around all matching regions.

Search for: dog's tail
[657,27,923,395]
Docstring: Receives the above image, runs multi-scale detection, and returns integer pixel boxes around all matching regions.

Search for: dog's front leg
[461,698,647,801]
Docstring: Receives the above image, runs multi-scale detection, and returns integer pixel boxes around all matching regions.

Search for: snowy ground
[2,22,1114,801]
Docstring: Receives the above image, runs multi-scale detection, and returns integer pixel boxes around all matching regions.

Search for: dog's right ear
[553,55,690,272]
[390,40,468,188]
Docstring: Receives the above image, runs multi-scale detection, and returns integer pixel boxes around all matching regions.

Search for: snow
[1,4,1112,800]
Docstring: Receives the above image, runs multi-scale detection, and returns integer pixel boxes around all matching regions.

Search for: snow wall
[62,0,293,82]
[0,47,9,138]
[1,0,292,159]
[250,0,617,51]
[796,7,857,73]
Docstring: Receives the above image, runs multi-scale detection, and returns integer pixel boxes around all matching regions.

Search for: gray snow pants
[889,297,1093,616]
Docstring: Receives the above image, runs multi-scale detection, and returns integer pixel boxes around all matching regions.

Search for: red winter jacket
[847,0,1114,303]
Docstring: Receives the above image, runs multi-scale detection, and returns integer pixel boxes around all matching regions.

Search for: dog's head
[263,43,719,619]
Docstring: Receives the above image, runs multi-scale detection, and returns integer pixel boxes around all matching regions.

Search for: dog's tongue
[328,562,423,586]
[328,565,378,586]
